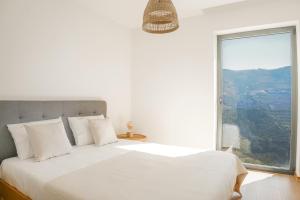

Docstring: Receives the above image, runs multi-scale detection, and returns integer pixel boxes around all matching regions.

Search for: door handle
[219,97,223,104]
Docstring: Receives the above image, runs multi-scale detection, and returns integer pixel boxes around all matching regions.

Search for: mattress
[1,141,246,200]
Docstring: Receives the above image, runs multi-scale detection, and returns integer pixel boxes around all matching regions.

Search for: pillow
[25,121,72,161]
[89,118,117,146]
[7,117,62,160]
[68,115,105,146]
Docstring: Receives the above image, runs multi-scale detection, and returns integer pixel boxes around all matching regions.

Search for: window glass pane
[220,32,293,169]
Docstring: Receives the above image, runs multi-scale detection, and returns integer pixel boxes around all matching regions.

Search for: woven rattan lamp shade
[143,0,179,34]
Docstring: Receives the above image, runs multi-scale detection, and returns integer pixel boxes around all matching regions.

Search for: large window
[217,27,297,173]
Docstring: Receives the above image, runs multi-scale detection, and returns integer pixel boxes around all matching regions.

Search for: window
[217,27,297,173]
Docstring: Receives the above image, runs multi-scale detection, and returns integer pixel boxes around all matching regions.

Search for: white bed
[1,140,247,200]
[1,140,135,199]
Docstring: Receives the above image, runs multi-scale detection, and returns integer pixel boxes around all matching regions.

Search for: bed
[0,101,247,200]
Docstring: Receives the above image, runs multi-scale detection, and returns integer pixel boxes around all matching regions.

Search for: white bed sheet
[1,140,206,200]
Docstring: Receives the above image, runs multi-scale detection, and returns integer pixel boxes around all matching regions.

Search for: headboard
[0,101,107,163]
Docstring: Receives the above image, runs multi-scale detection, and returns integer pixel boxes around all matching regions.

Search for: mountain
[222,66,292,167]
[223,66,291,110]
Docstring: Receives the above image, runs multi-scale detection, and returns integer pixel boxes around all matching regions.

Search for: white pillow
[89,118,117,146]
[25,121,72,161]
[68,115,105,146]
[7,117,62,160]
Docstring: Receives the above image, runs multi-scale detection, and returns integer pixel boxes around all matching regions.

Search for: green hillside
[222,66,292,168]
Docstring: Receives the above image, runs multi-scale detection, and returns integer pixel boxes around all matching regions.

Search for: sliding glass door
[217,27,297,173]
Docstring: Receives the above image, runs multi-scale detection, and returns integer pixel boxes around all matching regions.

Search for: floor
[232,171,300,200]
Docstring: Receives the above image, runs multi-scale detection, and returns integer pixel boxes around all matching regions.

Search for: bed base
[1,176,298,199]
[0,179,31,200]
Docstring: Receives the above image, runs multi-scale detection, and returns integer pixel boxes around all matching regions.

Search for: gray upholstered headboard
[0,101,107,163]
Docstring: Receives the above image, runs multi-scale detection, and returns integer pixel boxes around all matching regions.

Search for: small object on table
[126,121,134,138]
[117,133,147,142]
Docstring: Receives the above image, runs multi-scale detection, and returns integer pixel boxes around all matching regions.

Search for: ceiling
[76,0,247,29]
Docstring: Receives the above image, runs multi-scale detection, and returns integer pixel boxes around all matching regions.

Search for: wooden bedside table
[117,133,147,142]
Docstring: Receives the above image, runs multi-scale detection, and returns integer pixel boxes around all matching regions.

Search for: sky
[222,32,292,70]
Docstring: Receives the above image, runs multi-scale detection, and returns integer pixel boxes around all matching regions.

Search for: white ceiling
[76,0,247,28]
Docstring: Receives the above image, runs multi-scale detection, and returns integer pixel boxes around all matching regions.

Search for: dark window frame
[216,26,298,174]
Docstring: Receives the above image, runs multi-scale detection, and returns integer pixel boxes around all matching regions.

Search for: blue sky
[222,32,292,70]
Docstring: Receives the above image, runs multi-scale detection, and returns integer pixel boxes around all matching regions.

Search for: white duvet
[1,140,247,200]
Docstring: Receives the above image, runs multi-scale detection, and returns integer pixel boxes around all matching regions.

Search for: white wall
[0,0,132,131]
[131,0,300,175]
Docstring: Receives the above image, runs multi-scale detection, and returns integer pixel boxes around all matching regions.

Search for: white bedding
[1,140,137,199]
[1,141,247,200]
